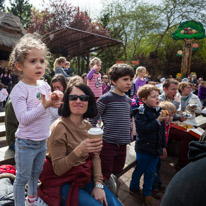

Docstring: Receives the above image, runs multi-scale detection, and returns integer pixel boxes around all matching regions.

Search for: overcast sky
[6,0,162,19]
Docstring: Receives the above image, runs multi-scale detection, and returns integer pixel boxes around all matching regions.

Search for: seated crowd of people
[3,33,206,206]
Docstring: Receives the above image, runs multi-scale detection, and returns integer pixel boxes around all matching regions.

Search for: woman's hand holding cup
[75,128,103,156]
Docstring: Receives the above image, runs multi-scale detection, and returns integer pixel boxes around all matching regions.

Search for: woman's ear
[15,62,23,72]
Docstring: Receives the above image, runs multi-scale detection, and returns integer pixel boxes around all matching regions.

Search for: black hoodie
[161,141,206,206]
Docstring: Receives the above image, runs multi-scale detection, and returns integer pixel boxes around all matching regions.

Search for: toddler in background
[87,57,102,100]
[152,101,176,199]
[9,33,63,206]
[134,66,147,94]
[0,83,8,111]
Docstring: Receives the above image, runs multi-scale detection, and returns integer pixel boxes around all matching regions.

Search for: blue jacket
[55,67,68,78]
[135,104,166,156]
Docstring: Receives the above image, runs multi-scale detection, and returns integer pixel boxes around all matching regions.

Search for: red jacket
[38,156,93,206]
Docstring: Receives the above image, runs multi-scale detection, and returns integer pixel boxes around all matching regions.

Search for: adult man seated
[159,78,196,171]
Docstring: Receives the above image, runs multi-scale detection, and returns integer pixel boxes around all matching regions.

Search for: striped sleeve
[91,92,132,144]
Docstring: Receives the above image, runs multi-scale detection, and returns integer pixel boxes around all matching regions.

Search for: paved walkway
[118,156,177,206]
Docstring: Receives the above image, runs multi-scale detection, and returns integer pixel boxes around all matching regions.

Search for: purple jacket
[102,82,111,94]
[198,85,206,100]
[134,77,146,93]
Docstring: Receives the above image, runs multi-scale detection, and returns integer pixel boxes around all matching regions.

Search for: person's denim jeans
[130,153,159,196]
[153,158,162,189]
[61,180,122,206]
[13,138,47,206]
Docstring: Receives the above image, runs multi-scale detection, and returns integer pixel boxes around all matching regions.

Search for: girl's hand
[91,187,108,206]
[41,93,63,109]
[74,138,103,157]
[51,90,64,101]
[93,65,99,72]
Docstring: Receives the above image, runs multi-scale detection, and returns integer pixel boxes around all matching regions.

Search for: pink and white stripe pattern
[10,80,51,141]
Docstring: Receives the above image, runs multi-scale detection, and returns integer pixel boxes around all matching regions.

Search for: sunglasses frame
[68,94,89,101]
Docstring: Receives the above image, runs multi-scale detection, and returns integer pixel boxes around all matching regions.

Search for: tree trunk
[181,39,194,76]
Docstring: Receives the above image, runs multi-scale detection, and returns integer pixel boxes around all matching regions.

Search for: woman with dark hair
[1,66,12,93]
[49,74,67,125]
[38,82,122,206]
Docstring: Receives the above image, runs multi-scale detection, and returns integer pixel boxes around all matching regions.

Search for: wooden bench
[0,112,5,123]
[0,146,15,165]
[0,112,15,165]
[0,124,5,138]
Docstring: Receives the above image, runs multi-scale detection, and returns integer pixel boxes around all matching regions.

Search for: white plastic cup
[88,127,103,139]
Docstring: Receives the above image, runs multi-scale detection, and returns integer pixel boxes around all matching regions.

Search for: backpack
[0,165,16,206]
[0,173,15,206]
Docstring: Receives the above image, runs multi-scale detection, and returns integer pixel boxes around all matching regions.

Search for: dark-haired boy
[90,63,134,181]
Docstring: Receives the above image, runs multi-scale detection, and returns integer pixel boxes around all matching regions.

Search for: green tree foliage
[99,0,206,77]
[173,20,205,40]
[0,0,5,11]
[8,0,32,29]
[154,0,206,51]
[98,12,124,72]
[100,0,161,61]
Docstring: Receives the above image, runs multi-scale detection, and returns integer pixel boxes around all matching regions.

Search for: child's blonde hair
[159,101,176,113]
[53,57,66,69]
[67,75,83,88]
[200,81,206,86]
[9,33,49,73]
[138,84,160,101]
[89,57,102,67]
[136,66,146,75]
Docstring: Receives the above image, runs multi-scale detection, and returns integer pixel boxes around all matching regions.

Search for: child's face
[112,75,132,95]
[15,48,46,85]
[65,64,70,69]
[166,111,175,123]
[139,70,146,78]
[142,90,159,108]
[52,81,64,92]
[92,62,101,72]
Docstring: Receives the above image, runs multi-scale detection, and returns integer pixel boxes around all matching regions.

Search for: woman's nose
[76,97,81,102]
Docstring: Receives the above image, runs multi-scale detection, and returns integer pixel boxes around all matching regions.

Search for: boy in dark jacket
[129,84,168,206]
